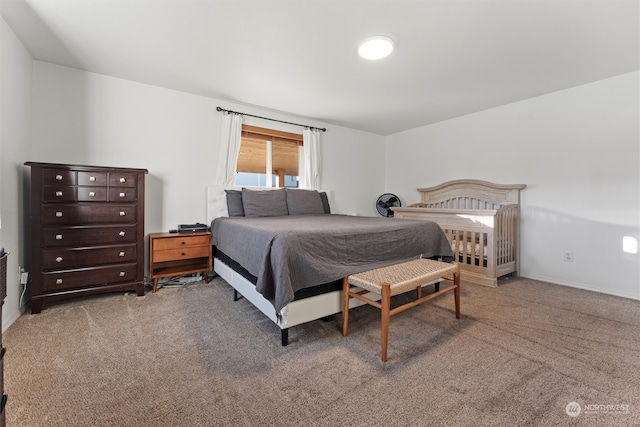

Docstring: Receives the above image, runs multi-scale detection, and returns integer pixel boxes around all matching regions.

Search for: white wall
[32,61,386,234]
[386,72,640,299]
[0,16,33,330]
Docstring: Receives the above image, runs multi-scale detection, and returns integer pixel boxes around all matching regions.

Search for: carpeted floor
[3,275,639,426]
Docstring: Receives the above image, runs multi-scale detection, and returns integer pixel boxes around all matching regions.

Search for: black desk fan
[376,193,401,217]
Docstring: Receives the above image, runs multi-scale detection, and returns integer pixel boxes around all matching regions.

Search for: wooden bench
[342,258,461,362]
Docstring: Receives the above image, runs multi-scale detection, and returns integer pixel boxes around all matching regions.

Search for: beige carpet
[3,276,639,426]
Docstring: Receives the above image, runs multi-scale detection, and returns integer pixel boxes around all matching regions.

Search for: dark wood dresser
[0,249,7,426]
[25,162,148,313]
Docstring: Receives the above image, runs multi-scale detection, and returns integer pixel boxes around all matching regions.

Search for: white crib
[393,179,526,287]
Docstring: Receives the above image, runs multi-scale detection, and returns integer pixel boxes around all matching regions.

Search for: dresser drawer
[43,186,77,203]
[42,244,137,269]
[153,235,210,250]
[43,168,76,186]
[78,187,107,202]
[42,263,138,291]
[109,172,137,188]
[43,225,138,247]
[109,188,136,202]
[42,205,136,225]
[78,171,107,186]
[153,246,210,262]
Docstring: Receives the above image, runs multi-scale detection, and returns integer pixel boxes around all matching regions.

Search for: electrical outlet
[20,271,29,285]
[563,251,574,262]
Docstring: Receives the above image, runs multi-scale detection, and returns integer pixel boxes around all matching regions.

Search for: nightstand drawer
[153,235,210,250]
[153,246,210,262]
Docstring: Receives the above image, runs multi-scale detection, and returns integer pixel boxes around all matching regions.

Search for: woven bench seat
[342,258,461,362]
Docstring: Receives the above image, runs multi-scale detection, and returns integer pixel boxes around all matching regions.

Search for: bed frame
[214,258,384,345]
[392,179,526,287]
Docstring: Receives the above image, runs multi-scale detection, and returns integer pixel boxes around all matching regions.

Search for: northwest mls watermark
[566,401,630,417]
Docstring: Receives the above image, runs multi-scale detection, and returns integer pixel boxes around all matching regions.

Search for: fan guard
[376,193,401,217]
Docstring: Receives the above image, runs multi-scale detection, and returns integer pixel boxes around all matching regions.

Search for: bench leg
[454,266,461,319]
[342,277,350,336]
[381,282,391,362]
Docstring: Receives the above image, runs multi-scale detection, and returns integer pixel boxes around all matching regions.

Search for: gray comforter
[211,214,453,313]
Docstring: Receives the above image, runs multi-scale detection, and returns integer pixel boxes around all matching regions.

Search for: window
[235,125,302,188]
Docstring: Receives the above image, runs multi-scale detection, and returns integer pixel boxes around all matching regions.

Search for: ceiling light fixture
[358,36,394,60]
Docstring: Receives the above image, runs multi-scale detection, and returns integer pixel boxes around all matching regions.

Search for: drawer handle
[89,176,96,182]
[119,177,126,183]
[119,192,126,198]
[119,231,126,237]
[55,256,63,263]
[89,191,96,197]
[181,252,186,256]
[55,211,63,217]
[119,251,125,257]
[119,271,126,277]
[55,191,63,197]
[56,278,63,285]
[55,174,63,181]
[120,211,126,216]
[55,234,63,240]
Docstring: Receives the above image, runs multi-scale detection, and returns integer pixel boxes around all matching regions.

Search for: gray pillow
[242,188,288,217]
[225,189,245,217]
[286,189,325,215]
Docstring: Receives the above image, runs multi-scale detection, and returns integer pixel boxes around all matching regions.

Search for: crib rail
[419,197,503,210]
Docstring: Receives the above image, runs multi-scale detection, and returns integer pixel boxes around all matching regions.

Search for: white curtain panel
[300,128,321,189]
[215,113,243,186]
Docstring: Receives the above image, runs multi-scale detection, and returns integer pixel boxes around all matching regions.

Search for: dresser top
[25,161,148,174]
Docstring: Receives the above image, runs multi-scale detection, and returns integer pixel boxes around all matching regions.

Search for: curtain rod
[216,106,326,132]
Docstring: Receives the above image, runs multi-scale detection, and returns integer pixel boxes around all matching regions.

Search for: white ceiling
[1,0,638,135]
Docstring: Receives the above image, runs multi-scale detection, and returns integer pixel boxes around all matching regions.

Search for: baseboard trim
[520,274,640,301]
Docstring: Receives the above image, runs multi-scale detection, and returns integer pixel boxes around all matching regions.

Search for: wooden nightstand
[149,231,212,292]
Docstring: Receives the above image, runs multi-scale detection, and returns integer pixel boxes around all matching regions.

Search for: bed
[392,179,526,287]
[207,185,454,345]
